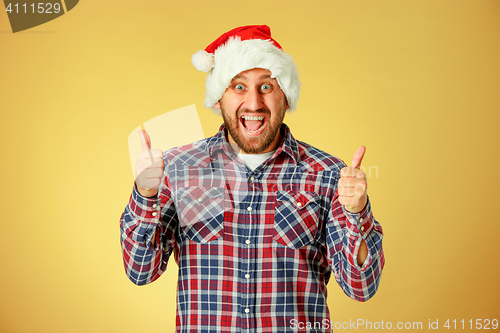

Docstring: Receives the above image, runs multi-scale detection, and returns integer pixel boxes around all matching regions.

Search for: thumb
[139,129,151,152]
[351,146,366,169]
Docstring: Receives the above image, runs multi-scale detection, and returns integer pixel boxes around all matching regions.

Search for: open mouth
[240,115,267,135]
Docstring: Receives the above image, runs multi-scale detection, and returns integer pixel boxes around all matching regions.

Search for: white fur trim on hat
[203,37,300,114]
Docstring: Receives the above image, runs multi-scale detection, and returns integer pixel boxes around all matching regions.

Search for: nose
[244,88,263,111]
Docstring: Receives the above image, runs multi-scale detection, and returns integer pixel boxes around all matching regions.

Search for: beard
[220,104,286,154]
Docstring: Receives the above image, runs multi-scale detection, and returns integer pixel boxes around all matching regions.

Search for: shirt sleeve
[119,158,178,286]
[325,191,385,301]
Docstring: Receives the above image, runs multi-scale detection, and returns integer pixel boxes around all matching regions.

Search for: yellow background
[1,0,499,332]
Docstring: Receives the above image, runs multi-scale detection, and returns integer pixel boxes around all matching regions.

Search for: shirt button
[198,197,203,202]
[245,239,251,245]
[359,217,364,223]
[152,204,157,208]
[360,226,365,231]
[245,274,250,279]
[152,212,157,217]
[296,202,302,207]
[250,176,255,182]
[247,206,252,212]
[244,308,250,314]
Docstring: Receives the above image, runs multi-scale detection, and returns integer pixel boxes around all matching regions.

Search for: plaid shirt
[120,124,384,333]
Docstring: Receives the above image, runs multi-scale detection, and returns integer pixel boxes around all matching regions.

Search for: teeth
[241,115,265,133]
[242,115,264,121]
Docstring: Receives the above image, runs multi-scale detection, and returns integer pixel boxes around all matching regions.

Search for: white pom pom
[191,50,214,72]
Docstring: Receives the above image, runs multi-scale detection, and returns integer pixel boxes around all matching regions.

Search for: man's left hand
[338,146,368,213]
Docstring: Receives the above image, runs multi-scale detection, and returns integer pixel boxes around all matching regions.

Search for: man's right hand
[135,129,164,197]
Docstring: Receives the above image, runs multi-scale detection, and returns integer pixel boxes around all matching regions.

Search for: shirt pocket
[273,191,320,249]
[177,186,225,243]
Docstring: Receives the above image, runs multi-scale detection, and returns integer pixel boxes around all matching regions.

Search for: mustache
[236,107,271,117]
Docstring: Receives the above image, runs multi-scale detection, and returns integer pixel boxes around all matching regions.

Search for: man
[121,25,384,332]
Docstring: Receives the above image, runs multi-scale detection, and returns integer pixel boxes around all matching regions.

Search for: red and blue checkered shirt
[120,124,384,332]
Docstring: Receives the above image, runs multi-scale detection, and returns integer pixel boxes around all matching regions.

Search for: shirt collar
[207,123,300,165]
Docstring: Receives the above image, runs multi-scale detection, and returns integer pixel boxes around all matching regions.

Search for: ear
[215,102,221,110]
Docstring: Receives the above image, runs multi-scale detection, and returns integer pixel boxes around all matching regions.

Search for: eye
[235,84,245,90]
[260,84,272,91]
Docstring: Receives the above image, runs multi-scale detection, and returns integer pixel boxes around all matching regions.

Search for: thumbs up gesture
[338,146,368,213]
[135,130,164,197]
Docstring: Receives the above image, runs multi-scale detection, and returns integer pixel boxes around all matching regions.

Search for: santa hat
[191,25,300,113]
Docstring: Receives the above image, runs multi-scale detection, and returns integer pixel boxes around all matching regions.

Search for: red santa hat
[191,25,300,113]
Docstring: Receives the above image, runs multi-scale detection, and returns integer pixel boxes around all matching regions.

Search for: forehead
[231,68,274,82]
